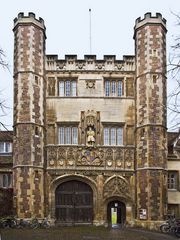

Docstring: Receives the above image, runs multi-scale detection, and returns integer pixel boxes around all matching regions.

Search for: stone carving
[87,127,95,146]
[124,149,134,168]
[48,77,55,96]
[103,176,130,199]
[115,148,124,168]
[48,147,57,167]
[124,149,134,162]
[56,62,66,70]
[115,63,124,70]
[86,110,96,146]
[67,147,75,166]
[95,63,105,70]
[86,110,96,127]
[76,62,85,70]
[86,80,95,89]
[115,148,124,160]
[49,160,55,166]
[57,148,66,166]
[105,148,113,161]
[107,160,112,167]
[80,110,102,146]
[57,148,66,160]
[47,146,134,169]
[77,148,104,166]
[48,147,57,161]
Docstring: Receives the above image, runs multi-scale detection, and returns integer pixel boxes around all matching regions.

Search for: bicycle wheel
[42,221,50,228]
[175,226,180,238]
[160,224,170,233]
[2,221,9,229]
[10,220,17,228]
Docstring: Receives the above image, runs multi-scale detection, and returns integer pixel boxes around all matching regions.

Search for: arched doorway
[107,200,126,227]
[55,180,93,224]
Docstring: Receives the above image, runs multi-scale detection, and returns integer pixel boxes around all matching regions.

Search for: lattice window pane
[111,81,116,96]
[117,80,122,96]
[168,173,177,189]
[65,127,71,144]
[105,81,110,96]
[65,80,71,96]
[59,81,64,96]
[5,143,11,152]
[0,143,4,153]
[110,128,116,145]
[59,127,65,144]
[72,81,77,96]
[117,128,123,145]
[104,128,109,145]
[72,127,78,144]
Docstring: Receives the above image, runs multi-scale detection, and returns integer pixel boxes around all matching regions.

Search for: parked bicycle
[0,216,17,228]
[0,216,51,229]
[17,217,50,229]
[30,217,50,229]
[17,218,31,228]
[160,214,180,237]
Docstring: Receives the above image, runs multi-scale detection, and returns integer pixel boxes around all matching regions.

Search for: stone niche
[80,110,101,146]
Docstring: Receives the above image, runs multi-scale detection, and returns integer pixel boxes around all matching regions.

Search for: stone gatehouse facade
[12,12,169,228]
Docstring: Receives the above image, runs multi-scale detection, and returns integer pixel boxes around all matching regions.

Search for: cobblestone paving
[0,226,178,240]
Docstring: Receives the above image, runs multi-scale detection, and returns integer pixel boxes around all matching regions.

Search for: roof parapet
[13,12,45,31]
[134,12,167,36]
[45,54,135,72]
[135,12,166,25]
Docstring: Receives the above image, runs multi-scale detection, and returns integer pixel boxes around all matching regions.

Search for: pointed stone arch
[103,175,131,201]
[49,174,98,222]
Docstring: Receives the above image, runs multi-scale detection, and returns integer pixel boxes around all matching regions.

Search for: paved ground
[0,226,178,240]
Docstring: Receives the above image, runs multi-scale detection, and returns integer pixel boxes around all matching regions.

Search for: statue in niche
[87,126,95,146]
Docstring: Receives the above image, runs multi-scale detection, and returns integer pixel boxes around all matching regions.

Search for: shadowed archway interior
[107,200,126,226]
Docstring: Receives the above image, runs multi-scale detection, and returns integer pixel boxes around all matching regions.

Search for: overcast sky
[0,0,179,130]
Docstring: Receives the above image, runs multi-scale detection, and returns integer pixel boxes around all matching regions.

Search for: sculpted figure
[87,127,95,145]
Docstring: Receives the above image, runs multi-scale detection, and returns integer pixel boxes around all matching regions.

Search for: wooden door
[55,180,93,224]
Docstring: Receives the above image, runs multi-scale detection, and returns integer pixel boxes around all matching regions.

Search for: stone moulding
[46,145,135,170]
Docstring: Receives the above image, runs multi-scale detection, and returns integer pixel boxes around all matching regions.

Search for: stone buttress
[134,13,167,224]
[13,13,46,218]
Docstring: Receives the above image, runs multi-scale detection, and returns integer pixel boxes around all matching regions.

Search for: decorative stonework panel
[103,176,130,199]
[124,149,134,169]
[86,80,96,89]
[80,110,101,146]
[77,148,104,166]
[46,146,135,170]
[48,77,55,96]
[115,148,124,168]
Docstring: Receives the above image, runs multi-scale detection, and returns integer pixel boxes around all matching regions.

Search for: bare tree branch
[168,12,180,130]
[0,47,11,130]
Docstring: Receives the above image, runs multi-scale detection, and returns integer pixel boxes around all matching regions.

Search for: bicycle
[0,216,17,228]
[160,214,180,236]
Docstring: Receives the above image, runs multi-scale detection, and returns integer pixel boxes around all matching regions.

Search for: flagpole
[89,8,92,54]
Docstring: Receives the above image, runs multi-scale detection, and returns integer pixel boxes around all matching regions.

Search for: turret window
[168,172,178,190]
[0,174,12,188]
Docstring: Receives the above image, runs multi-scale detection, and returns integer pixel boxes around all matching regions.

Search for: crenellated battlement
[13,12,45,31]
[45,54,135,72]
[134,12,166,33]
